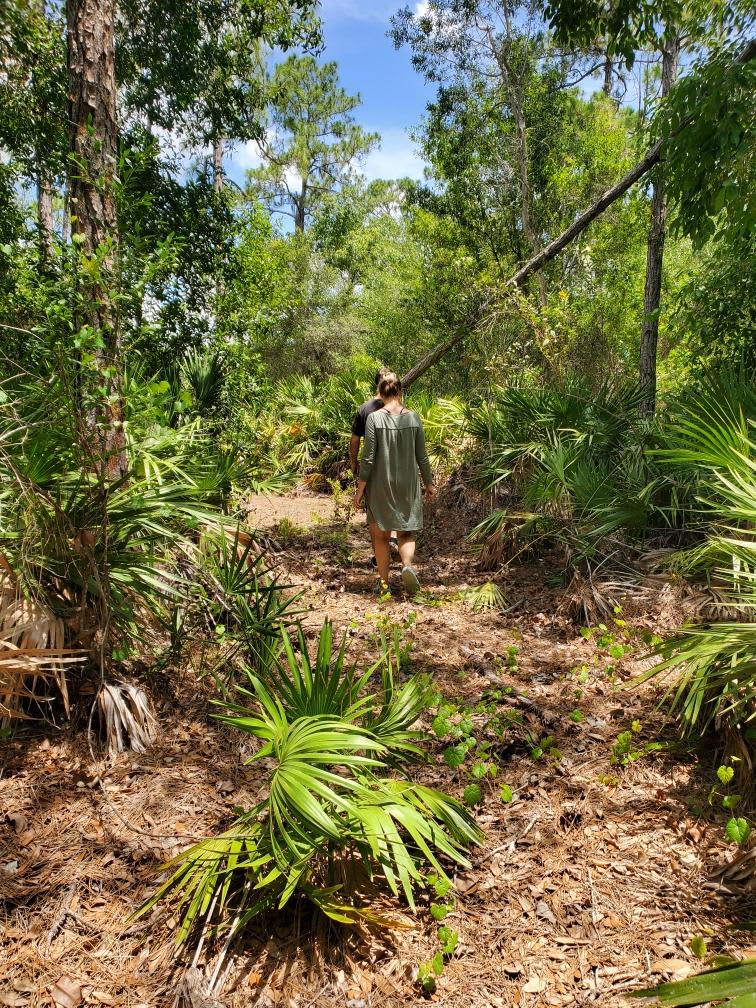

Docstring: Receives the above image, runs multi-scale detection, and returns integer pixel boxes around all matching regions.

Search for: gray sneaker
[401,566,421,594]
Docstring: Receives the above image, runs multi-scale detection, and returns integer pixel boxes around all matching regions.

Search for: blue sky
[224,1,435,186]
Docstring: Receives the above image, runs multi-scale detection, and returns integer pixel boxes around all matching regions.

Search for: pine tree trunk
[35,0,55,269]
[294,179,307,232]
[36,174,55,270]
[66,0,125,476]
[213,136,224,193]
[639,36,680,417]
[602,54,612,96]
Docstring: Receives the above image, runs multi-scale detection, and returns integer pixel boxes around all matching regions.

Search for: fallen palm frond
[97,680,158,757]
[461,581,507,613]
[0,563,85,724]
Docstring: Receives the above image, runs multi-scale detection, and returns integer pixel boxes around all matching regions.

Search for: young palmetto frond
[181,347,225,417]
[462,581,507,612]
[141,620,482,946]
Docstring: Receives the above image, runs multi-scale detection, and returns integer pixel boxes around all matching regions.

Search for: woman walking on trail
[353,373,434,594]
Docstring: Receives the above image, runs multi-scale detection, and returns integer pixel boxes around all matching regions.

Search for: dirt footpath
[1,484,754,1008]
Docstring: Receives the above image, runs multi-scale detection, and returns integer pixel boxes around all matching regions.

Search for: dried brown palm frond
[556,570,649,625]
[706,842,756,897]
[97,680,158,757]
[0,562,85,725]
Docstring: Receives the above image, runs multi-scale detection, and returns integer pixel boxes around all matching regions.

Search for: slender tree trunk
[487,21,546,307]
[33,0,55,270]
[602,53,613,95]
[639,35,680,417]
[213,135,224,193]
[294,179,307,232]
[36,174,55,270]
[512,96,546,306]
[66,0,125,476]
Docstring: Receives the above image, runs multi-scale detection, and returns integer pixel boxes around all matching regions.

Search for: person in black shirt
[350,367,397,568]
[349,367,392,477]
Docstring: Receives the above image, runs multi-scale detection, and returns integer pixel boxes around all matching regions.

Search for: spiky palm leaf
[630,957,756,1006]
[141,621,483,945]
[637,381,756,733]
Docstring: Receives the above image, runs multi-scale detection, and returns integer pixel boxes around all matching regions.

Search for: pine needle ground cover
[2,486,754,1007]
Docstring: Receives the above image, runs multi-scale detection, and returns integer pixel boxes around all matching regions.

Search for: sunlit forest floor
[2,477,755,1007]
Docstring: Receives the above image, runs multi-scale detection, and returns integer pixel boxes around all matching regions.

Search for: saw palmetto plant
[635,386,756,736]
[138,621,483,946]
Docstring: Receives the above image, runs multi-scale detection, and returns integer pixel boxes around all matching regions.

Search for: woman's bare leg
[397,532,416,568]
[372,525,392,585]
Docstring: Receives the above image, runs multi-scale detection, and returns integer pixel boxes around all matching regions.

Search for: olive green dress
[359,408,433,532]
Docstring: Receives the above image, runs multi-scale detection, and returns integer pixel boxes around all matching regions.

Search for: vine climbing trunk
[66,0,126,477]
[639,35,680,417]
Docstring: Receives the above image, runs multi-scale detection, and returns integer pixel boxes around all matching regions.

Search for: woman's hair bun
[378,372,402,399]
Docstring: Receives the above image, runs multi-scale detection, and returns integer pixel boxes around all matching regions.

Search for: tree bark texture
[66,0,125,476]
[294,179,307,232]
[213,136,224,193]
[36,174,55,269]
[602,52,613,96]
[639,36,680,417]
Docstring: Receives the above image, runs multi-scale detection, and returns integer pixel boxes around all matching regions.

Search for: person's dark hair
[378,372,402,399]
[374,366,392,388]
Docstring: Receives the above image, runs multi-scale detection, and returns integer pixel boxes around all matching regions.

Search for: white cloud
[233,139,264,172]
[319,0,398,22]
[361,128,426,181]
[284,166,303,192]
[412,0,459,36]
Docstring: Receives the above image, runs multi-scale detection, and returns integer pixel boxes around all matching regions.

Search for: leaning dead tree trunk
[66,0,126,477]
[639,35,681,417]
[401,137,666,388]
[402,40,754,391]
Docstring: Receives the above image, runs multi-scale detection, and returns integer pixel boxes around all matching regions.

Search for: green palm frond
[637,381,756,734]
[182,347,225,416]
[146,618,483,945]
[630,957,756,1006]
[636,622,756,731]
[462,581,507,612]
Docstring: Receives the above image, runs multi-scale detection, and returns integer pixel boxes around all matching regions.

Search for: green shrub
[138,621,483,944]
